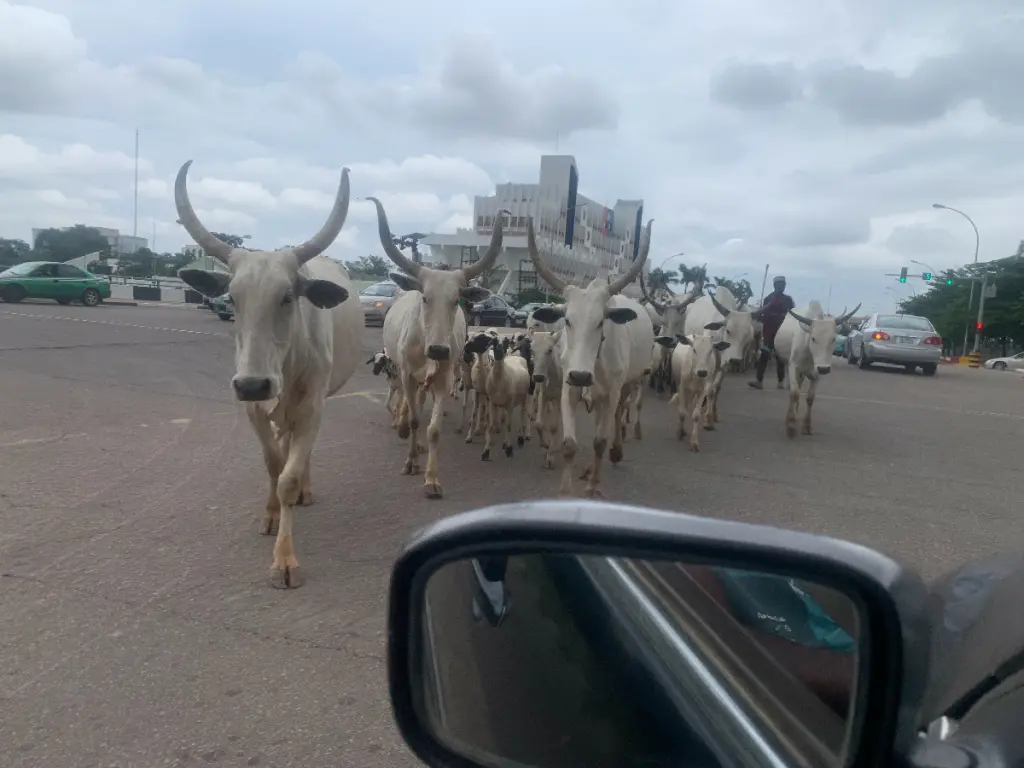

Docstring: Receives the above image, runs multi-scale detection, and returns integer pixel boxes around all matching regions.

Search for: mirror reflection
[415,553,861,768]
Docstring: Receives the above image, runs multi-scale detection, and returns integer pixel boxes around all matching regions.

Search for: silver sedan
[846,313,942,376]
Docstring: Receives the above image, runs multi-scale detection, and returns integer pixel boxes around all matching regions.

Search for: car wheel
[218,313,232,321]
[904,364,916,374]
[858,346,870,369]
[2,284,26,304]
[847,351,856,364]
[922,364,937,377]
[994,361,1007,371]
[82,288,101,307]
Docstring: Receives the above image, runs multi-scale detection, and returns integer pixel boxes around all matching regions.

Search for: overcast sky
[1,0,1022,313]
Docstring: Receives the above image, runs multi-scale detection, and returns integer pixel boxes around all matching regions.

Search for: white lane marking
[169,418,192,425]
[0,309,230,337]
[0,432,88,449]
[328,389,388,402]
[817,392,1024,421]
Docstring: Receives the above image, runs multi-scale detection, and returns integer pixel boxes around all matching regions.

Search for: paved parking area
[0,301,1021,766]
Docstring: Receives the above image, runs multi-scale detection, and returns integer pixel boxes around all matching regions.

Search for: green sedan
[834,333,847,357]
[0,261,111,307]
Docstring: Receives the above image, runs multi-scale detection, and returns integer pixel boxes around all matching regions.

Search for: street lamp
[932,203,979,353]
[910,259,936,280]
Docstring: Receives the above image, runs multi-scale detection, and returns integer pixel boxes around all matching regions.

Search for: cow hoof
[269,566,304,589]
[260,515,279,536]
[297,491,314,506]
[481,449,491,461]
[802,425,812,435]
[584,487,605,499]
[398,424,411,439]
[464,434,474,444]
[542,458,555,470]
[517,436,525,447]
[703,424,715,432]
[504,445,514,458]
[609,446,623,464]
[786,425,798,439]
[690,443,700,453]
[424,483,444,499]
[634,426,643,440]
[402,460,420,475]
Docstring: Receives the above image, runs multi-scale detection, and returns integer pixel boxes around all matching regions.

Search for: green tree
[0,238,33,269]
[32,225,110,262]
[646,267,679,294]
[711,275,754,304]
[210,232,249,249]
[343,254,391,278]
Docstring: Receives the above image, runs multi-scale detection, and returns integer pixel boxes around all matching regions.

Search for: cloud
[0,0,1022,315]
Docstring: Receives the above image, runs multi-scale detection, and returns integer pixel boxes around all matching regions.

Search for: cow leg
[633,386,644,440]
[585,402,615,498]
[690,388,706,452]
[542,403,559,469]
[802,376,818,435]
[401,373,422,474]
[456,373,471,434]
[481,402,496,461]
[559,387,581,496]
[609,392,626,464]
[786,369,802,438]
[517,403,529,447]
[298,462,313,506]
[423,377,447,498]
[416,387,429,454]
[706,372,723,429]
[267,411,322,589]
[247,405,284,536]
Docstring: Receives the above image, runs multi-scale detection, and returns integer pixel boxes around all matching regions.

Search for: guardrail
[547,555,848,768]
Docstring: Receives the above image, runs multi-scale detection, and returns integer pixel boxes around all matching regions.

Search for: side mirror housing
[387,501,932,768]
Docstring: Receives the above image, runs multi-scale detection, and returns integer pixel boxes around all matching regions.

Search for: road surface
[0,301,1021,767]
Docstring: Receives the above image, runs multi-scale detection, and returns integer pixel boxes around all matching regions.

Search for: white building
[31,226,148,255]
[178,244,230,274]
[421,155,647,299]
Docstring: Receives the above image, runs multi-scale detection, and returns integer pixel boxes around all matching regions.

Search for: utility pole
[758,263,769,305]
[133,128,139,251]
[973,273,988,354]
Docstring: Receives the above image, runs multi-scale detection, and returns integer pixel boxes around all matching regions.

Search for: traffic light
[976,322,983,331]
[945,270,954,285]
[899,267,908,283]
[922,271,932,280]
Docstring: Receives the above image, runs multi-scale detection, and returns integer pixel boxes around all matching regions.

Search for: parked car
[846,313,941,376]
[513,302,547,328]
[359,281,399,326]
[984,351,1024,371]
[0,261,111,306]
[833,333,847,357]
[209,293,234,321]
[469,295,518,327]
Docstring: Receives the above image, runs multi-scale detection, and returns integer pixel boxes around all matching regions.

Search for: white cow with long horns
[175,160,361,590]
[530,218,655,498]
[368,198,506,498]
[774,301,861,438]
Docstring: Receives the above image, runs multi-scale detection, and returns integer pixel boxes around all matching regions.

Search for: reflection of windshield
[876,315,934,331]
[360,283,396,297]
[1,262,44,277]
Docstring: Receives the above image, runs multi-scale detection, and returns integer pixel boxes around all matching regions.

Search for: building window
[477,216,484,227]
[484,216,493,226]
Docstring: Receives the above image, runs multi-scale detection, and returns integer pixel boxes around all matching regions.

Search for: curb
[104,299,139,307]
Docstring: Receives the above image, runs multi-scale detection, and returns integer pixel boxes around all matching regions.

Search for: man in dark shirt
[749,276,796,390]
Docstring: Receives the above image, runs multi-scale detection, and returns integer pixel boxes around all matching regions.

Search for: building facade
[31,226,148,255]
[421,156,646,298]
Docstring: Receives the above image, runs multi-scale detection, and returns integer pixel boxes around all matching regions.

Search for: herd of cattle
[171,160,860,588]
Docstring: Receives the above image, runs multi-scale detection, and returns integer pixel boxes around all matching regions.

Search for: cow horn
[608,219,653,295]
[789,309,814,325]
[293,167,351,265]
[709,291,732,317]
[174,161,234,263]
[462,210,508,280]
[366,197,421,277]
[526,217,567,292]
[835,303,862,324]
[673,271,706,311]
[639,271,667,313]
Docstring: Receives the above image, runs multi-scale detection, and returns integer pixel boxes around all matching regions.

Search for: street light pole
[974,273,988,354]
[932,203,979,355]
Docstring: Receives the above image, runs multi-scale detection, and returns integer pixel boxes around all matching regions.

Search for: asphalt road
[1,300,1022,767]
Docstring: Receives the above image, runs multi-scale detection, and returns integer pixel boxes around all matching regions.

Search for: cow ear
[389,271,422,292]
[605,307,637,324]
[178,269,230,298]
[704,321,725,331]
[654,335,678,348]
[713,341,731,351]
[299,277,349,309]
[460,285,491,302]
[533,306,565,323]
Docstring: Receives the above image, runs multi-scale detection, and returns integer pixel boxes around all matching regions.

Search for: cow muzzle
[816,365,832,375]
[427,345,451,361]
[533,374,547,384]
[696,370,709,379]
[232,376,274,402]
[567,370,594,387]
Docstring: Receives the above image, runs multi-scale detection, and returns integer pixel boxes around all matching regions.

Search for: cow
[640,271,705,394]
[174,160,360,589]
[366,350,401,428]
[369,198,505,498]
[774,302,860,438]
[682,286,758,427]
[480,336,532,460]
[529,218,654,498]
[654,325,730,452]
[462,331,496,441]
[527,305,566,334]
[529,329,566,469]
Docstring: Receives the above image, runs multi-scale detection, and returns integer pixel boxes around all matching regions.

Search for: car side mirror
[387,502,932,768]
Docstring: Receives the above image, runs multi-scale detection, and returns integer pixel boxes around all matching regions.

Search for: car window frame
[56,264,89,279]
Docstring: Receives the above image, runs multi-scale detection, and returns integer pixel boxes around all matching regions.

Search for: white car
[983,351,1024,372]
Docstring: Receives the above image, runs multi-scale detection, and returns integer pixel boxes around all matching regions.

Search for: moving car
[209,293,234,321]
[846,312,941,376]
[513,302,547,328]
[984,351,1024,371]
[469,294,517,327]
[0,261,111,307]
[359,280,399,326]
